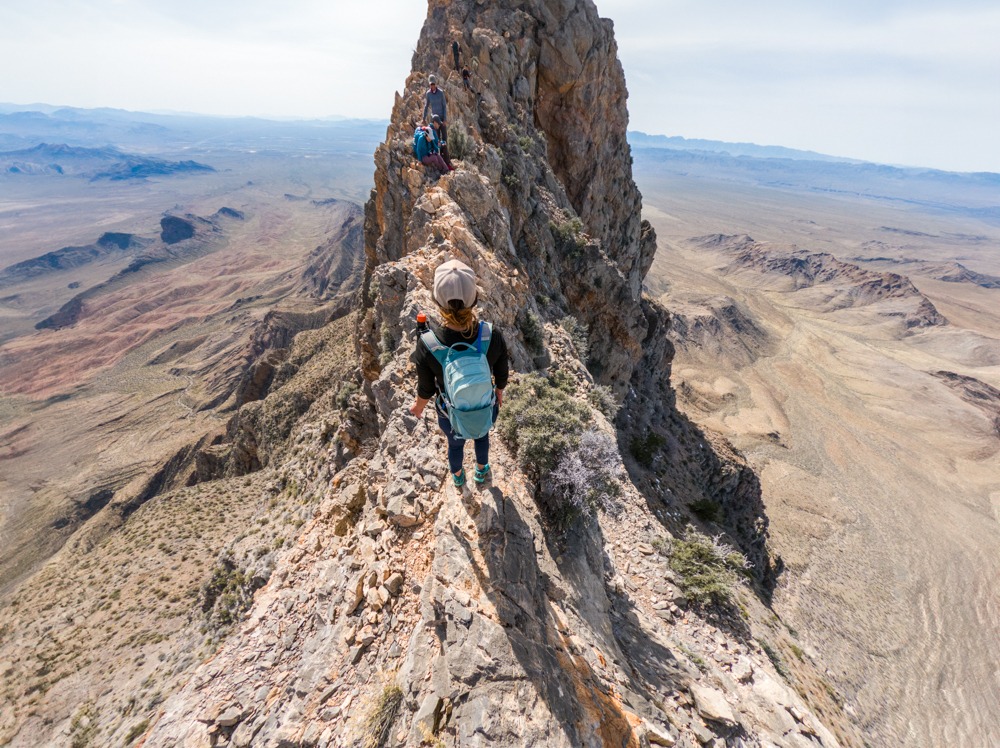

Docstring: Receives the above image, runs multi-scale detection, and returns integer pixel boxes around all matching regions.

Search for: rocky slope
[0,197,364,595]
[1,2,863,747]
[695,234,947,331]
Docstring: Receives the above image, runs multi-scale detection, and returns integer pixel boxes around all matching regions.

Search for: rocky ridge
[139,2,859,747]
[694,234,947,330]
[0,2,863,747]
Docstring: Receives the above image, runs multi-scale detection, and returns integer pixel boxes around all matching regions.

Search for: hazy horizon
[1,0,999,173]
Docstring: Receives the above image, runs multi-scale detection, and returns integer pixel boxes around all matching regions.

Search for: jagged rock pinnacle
[361,0,664,396]
[140,3,852,747]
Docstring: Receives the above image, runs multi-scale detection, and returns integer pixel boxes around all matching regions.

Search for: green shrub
[669,532,751,608]
[689,499,722,523]
[518,135,534,151]
[630,432,666,467]
[335,381,359,409]
[362,684,403,748]
[518,309,544,354]
[587,384,620,419]
[550,217,585,258]
[549,368,576,393]
[379,324,396,365]
[559,316,590,361]
[449,122,470,160]
[498,373,591,476]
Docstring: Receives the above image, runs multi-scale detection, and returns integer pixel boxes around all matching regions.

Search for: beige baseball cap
[433,259,478,309]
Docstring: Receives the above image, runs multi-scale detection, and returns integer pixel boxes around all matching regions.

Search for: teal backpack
[421,322,496,440]
[413,127,430,160]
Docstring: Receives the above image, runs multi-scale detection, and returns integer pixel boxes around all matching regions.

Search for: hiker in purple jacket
[413,125,450,174]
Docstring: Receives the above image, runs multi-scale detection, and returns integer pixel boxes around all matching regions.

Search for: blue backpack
[413,127,431,160]
[421,322,496,440]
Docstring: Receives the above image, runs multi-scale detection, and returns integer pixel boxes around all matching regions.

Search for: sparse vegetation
[559,315,590,361]
[668,531,751,608]
[630,432,666,467]
[550,216,585,258]
[336,381,359,409]
[498,373,591,476]
[362,684,403,748]
[518,309,545,354]
[69,704,98,748]
[379,324,397,365]
[199,552,269,635]
[759,638,790,680]
[123,719,149,745]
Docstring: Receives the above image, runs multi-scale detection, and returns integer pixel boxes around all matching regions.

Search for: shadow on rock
[446,484,687,746]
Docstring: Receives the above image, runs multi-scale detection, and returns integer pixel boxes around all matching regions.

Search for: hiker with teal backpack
[413,124,451,174]
[409,260,509,487]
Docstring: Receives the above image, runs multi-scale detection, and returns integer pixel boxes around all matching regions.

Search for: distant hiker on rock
[461,66,474,92]
[422,75,448,155]
[452,41,461,72]
[409,260,509,487]
[413,124,451,174]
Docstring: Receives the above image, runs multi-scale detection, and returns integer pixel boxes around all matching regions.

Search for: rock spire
[140,2,859,747]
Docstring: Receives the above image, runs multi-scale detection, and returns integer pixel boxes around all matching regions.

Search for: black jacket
[411,321,509,401]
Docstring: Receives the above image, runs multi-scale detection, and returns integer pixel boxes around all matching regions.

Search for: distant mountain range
[627,131,861,164]
[1,104,996,222]
[0,104,388,154]
[630,145,1000,222]
[0,142,214,180]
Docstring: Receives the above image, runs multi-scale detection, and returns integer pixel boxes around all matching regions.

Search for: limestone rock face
[139,3,858,748]
[363,0,660,395]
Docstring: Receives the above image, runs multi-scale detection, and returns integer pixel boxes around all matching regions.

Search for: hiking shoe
[473,464,491,484]
[452,469,466,487]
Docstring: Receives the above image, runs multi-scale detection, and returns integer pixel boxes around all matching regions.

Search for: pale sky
[2,0,998,172]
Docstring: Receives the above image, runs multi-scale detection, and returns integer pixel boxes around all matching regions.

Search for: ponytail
[439,305,478,336]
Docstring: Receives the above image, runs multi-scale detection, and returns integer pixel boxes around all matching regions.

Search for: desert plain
[636,152,1000,745]
[0,108,998,746]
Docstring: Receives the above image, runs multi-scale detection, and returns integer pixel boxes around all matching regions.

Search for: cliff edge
[132,1,862,746]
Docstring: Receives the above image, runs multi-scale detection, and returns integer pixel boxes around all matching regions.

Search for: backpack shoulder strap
[421,329,448,364]
[477,321,492,354]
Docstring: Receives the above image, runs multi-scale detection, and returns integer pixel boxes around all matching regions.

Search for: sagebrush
[541,429,623,528]
[498,373,591,475]
[668,532,751,608]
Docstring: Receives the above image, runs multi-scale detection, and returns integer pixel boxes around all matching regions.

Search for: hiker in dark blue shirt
[410,260,509,487]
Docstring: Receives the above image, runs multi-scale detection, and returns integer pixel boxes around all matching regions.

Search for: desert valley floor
[1,115,998,745]
[637,165,1000,744]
